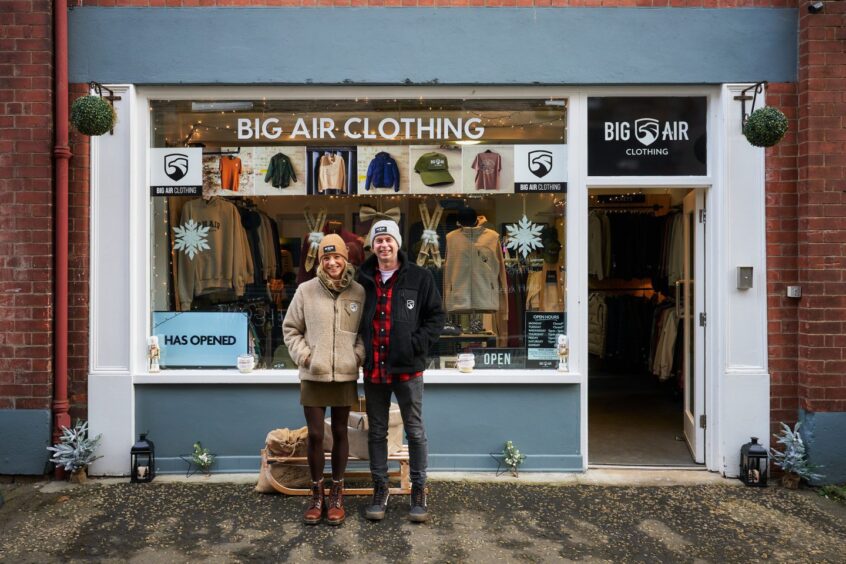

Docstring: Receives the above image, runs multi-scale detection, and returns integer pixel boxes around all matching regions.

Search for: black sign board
[514,182,567,194]
[150,185,202,197]
[469,348,526,369]
[588,97,707,176]
[525,312,567,369]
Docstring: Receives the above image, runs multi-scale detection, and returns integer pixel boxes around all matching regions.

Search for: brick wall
[68,84,91,422]
[796,0,846,415]
[765,81,800,433]
[0,0,54,411]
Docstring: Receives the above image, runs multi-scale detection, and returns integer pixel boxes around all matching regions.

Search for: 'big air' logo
[634,118,660,146]
[165,154,190,181]
[528,150,553,178]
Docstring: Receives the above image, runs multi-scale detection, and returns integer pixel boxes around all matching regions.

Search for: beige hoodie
[282,277,365,382]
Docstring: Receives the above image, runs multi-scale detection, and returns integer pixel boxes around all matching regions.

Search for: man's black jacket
[356,250,445,374]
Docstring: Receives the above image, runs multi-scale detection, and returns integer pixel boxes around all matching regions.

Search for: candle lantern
[130,433,156,483]
[739,437,768,487]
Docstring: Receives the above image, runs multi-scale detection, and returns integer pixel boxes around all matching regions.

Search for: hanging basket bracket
[88,81,121,135]
[733,81,767,128]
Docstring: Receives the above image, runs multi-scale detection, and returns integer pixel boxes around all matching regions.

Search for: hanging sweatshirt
[318,153,346,192]
[365,152,400,191]
[176,198,254,311]
[264,152,297,188]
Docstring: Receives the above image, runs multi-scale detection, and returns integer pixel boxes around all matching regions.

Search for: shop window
[149,98,568,371]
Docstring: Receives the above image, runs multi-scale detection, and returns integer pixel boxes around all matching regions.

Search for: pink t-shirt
[471,151,502,190]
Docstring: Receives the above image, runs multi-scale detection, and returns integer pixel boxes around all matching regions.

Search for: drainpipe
[52,0,71,476]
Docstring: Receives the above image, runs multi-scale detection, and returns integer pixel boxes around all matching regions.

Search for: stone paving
[1,474,845,563]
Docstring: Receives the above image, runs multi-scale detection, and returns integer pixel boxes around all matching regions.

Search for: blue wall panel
[0,410,51,475]
[69,8,797,85]
[799,409,846,485]
[135,384,582,473]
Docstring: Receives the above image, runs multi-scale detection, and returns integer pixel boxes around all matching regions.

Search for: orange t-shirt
[220,156,242,192]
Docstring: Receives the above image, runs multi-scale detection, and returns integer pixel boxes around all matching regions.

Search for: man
[356,219,444,523]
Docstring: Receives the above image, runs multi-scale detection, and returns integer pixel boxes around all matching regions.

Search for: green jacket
[264,152,298,188]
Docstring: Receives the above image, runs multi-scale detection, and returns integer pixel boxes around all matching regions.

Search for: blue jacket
[365,152,400,191]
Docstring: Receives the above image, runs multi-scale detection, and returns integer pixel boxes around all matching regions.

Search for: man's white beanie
[369,219,402,248]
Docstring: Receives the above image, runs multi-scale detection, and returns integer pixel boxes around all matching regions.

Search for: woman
[283,234,365,526]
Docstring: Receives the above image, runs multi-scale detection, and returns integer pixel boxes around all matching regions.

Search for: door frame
[584,186,709,467]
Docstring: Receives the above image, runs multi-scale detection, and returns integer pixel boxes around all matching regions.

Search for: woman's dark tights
[304,405,351,482]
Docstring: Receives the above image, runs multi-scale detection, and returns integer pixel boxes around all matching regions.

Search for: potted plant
[47,420,103,483]
[743,106,789,148]
[192,441,215,476]
[502,440,526,478]
[770,422,823,489]
[70,95,117,136]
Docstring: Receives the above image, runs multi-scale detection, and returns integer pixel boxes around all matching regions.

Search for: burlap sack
[255,426,311,494]
[323,403,403,460]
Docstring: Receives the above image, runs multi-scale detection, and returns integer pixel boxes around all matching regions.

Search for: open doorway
[587,188,706,467]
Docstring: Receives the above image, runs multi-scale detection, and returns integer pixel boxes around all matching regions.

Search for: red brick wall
[795,0,846,415]
[0,0,54,411]
[766,82,800,432]
[68,84,91,422]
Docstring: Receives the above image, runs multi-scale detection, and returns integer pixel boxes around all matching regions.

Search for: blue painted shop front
[136,385,582,473]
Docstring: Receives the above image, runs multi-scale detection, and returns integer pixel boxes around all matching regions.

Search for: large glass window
[149,98,568,371]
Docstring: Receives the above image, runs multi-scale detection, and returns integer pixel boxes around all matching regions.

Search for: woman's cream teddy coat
[282,277,366,382]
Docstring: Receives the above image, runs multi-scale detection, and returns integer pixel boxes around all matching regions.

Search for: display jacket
[282,276,366,383]
[176,197,254,311]
[356,251,445,374]
[365,152,400,191]
[444,226,508,314]
[264,152,297,188]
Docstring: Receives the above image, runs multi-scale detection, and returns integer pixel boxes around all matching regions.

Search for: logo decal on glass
[634,118,660,147]
[165,153,190,181]
[528,150,553,178]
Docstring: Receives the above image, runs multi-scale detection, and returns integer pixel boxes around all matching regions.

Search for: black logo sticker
[528,150,553,178]
[165,153,189,181]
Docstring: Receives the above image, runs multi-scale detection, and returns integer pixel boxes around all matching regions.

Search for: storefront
[71,8,797,478]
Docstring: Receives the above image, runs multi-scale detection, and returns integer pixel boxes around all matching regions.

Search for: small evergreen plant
[502,440,526,477]
[47,420,102,473]
[770,422,824,483]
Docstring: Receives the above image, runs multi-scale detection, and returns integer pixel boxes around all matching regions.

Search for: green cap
[414,152,455,186]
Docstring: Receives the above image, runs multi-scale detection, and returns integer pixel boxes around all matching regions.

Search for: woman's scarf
[316,262,355,294]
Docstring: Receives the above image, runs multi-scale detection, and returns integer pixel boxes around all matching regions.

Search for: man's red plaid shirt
[365,271,423,385]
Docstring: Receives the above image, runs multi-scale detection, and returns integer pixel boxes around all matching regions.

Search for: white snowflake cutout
[505,215,544,258]
[173,219,210,260]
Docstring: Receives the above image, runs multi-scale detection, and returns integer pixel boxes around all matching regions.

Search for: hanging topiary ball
[70,95,116,136]
[743,106,788,148]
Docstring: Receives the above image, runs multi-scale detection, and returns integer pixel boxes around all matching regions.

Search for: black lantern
[739,437,768,487]
[130,433,156,483]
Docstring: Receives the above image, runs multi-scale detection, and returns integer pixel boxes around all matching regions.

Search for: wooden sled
[261,445,411,496]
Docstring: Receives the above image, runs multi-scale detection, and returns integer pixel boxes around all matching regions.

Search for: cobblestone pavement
[1,478,845,563]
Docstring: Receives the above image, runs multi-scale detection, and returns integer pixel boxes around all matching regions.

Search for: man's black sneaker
[365,481,390,521]
[408,484,428,523]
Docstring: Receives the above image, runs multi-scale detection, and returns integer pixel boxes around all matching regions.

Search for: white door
[682,189,706,463]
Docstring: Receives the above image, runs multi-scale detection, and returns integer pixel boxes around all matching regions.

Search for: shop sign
[150,148,203,196]
[526,312,567,369]
[469,348,526,369]
[152,311,248,368]
[514,145,568,193]
[587,97,707,176]
[237,117,485,142]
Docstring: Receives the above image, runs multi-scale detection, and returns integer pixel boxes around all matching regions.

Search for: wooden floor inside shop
[588,366,697,467]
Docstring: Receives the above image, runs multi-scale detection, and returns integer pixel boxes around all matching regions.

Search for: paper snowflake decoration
[173,219,210,260]
[505,215,543,257]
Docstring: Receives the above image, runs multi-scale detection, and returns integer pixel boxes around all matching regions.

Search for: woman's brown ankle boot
[326,479,345,525]
[303,479,324,525]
